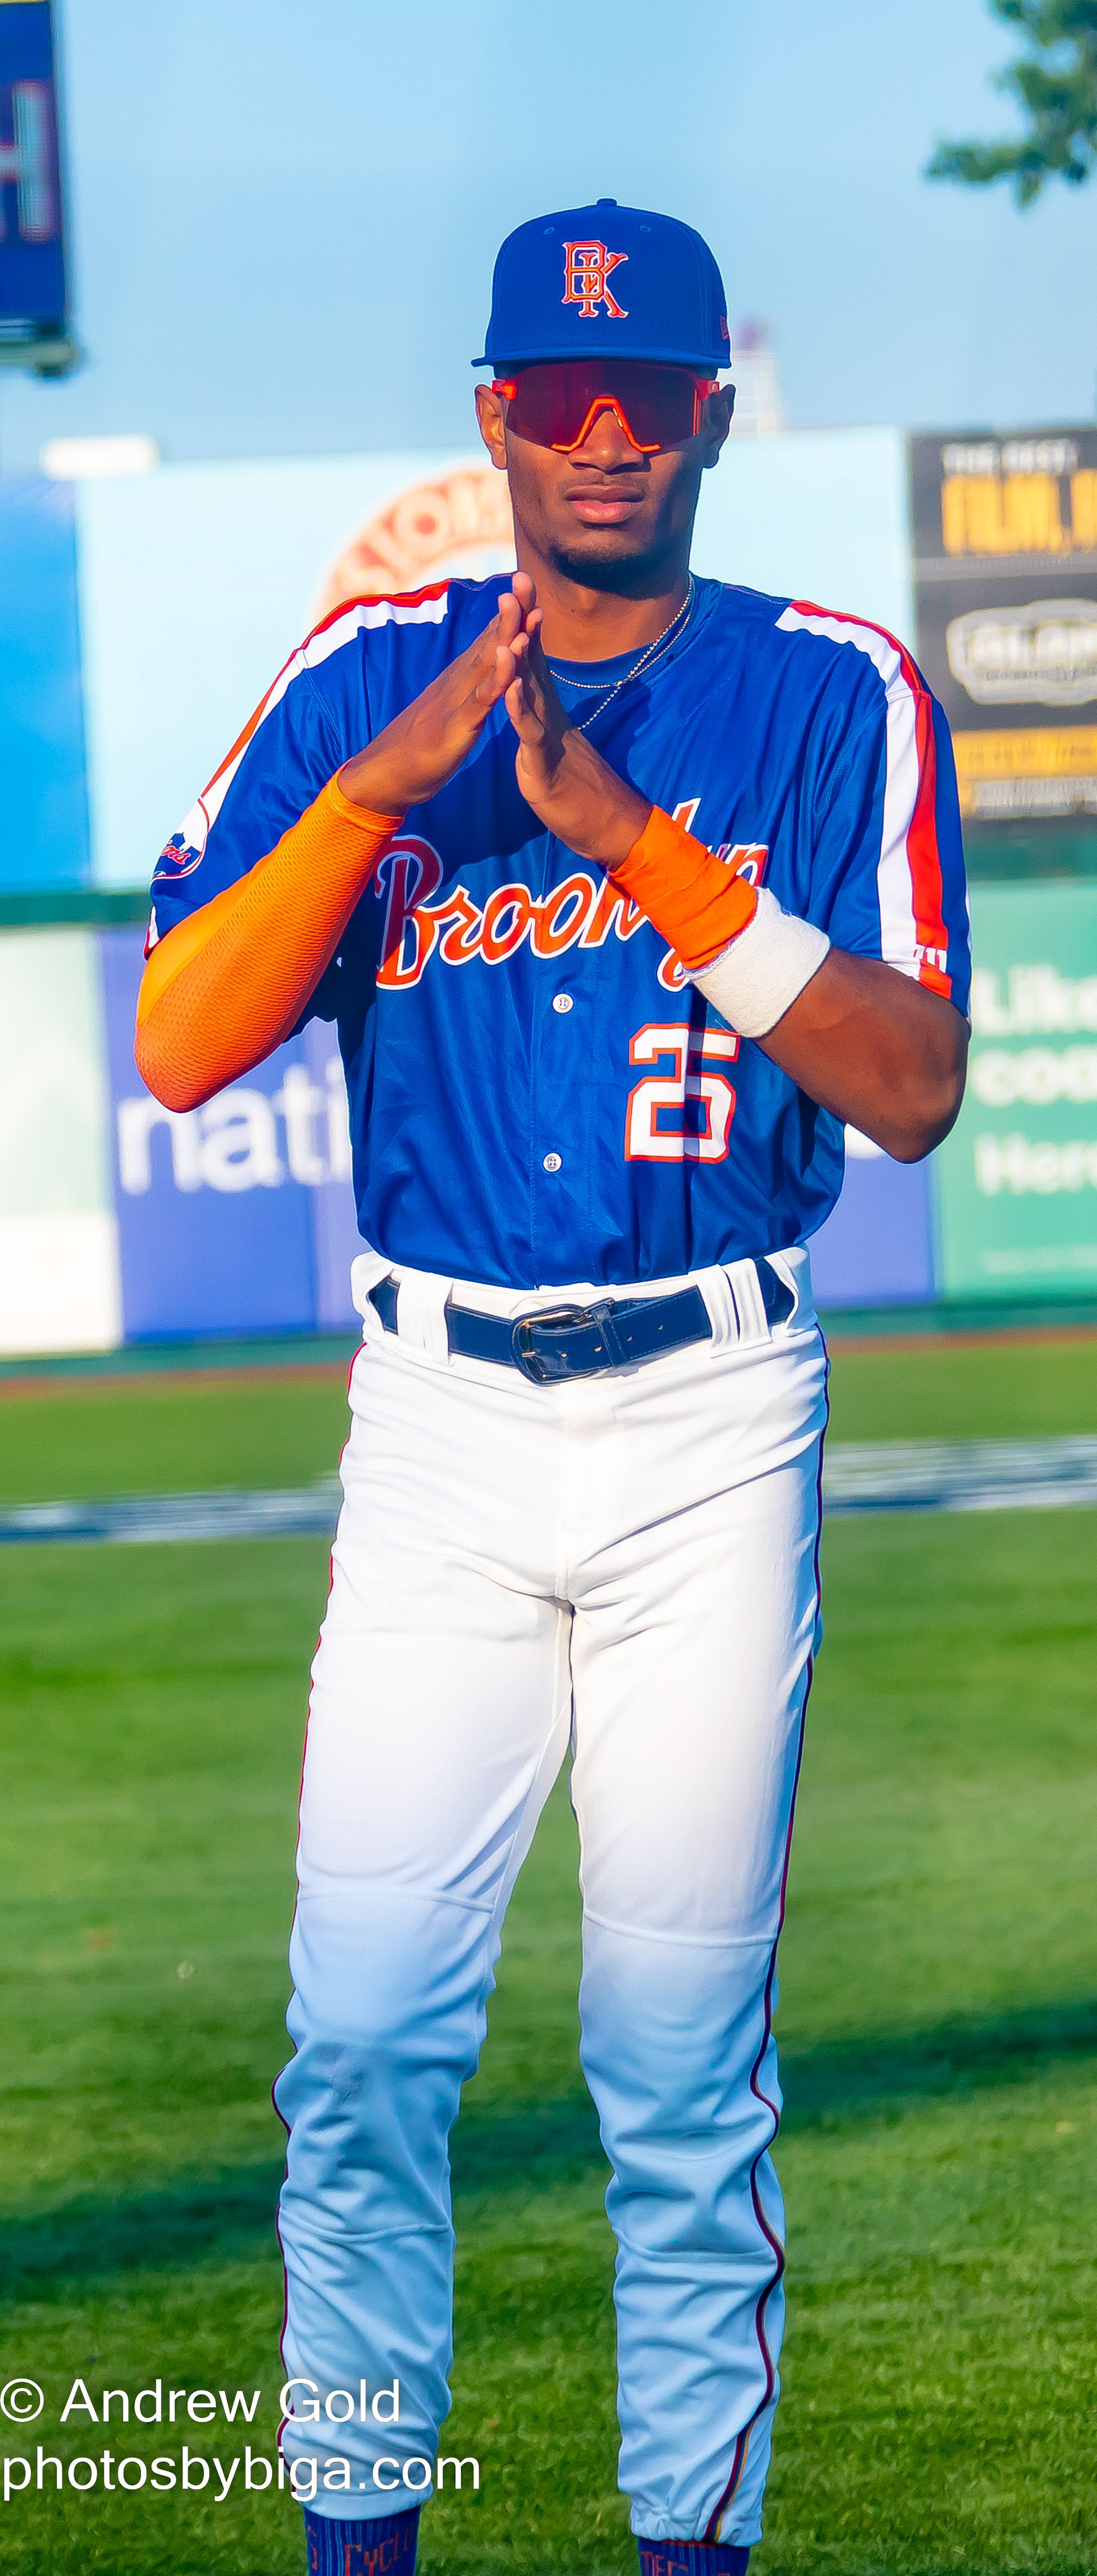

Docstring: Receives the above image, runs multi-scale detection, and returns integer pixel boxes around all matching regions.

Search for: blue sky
[2,0,1095,468]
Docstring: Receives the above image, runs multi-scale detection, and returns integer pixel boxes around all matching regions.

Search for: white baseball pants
[275,1246,827,2547]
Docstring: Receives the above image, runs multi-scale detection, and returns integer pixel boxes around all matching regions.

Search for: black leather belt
[369,1260,795,1386]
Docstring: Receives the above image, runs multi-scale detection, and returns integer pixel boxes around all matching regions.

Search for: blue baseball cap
[474,199,730,373]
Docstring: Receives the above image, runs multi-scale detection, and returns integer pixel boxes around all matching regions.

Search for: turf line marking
[2,1439,1097,1543]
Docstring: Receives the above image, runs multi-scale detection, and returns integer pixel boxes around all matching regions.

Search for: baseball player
[136,201,969,2576]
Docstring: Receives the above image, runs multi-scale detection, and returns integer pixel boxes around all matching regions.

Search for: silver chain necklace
[548,577,695,736]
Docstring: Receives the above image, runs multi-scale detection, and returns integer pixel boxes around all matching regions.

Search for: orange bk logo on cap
[562,239,628,321]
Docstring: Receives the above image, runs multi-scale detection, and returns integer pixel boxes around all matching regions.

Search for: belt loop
[350,1246,395,1322]
[725,1257,768,1346]
[696,1265,741,1350]
[767,1245,812,1330]
[394,1269,453,1364]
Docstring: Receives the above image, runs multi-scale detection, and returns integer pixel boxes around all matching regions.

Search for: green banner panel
[936,882,1097,1297]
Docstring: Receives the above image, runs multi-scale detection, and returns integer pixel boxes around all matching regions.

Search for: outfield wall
[0,919,932,1353]
[4,888,1097,1351]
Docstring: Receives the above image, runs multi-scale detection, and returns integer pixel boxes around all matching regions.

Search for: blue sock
[638,2543,750,2576]
[304,2504,421,2575]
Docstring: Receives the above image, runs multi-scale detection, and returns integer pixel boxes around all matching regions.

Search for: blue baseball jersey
[150,573,969,1291]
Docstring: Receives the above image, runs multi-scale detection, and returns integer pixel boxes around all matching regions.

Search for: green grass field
[1,1334,1095,2573]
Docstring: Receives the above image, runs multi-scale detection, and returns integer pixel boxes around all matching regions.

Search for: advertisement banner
[99,930,363,1341]
[808,1136,935,1308]
[0,927,120,1352]
[910,428,1097,829]
[935,883,1097,1297]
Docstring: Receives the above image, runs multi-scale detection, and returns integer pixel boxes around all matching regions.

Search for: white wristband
[689,886,830,1038]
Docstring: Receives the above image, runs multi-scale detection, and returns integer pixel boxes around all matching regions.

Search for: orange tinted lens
[503,362,703,452]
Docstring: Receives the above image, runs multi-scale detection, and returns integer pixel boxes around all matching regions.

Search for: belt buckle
[510,1299,618,1384]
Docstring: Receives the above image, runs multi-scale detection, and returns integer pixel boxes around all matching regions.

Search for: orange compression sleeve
[607,803,758,971]
[134,778,402,1112]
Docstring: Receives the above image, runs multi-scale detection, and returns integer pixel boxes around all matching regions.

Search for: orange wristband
[135,777,401,1111]
[609,805,758,972]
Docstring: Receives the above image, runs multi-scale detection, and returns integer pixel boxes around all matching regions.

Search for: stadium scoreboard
[0,0,75,373]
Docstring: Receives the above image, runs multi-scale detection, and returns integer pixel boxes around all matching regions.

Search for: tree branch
[926,0,1097,203]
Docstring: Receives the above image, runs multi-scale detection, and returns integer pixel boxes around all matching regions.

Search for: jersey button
[551,993,574,1014]
[542,1152,563,1173]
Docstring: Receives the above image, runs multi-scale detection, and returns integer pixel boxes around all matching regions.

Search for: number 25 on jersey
[625,1023,739,1164]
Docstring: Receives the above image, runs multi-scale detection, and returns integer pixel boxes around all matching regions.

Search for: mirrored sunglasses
[492,361,719,456]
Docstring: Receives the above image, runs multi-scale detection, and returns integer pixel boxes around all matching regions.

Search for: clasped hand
[339,573,651,869]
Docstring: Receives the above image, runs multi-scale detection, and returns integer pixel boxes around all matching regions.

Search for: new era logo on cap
[475,198,729,373]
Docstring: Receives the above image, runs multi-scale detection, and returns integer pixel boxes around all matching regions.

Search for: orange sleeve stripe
[134,776,402,1113]
[608,805,758,971]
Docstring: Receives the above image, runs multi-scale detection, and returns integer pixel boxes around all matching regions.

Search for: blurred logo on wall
[945,600,1097,708]
[315,465,514,617]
